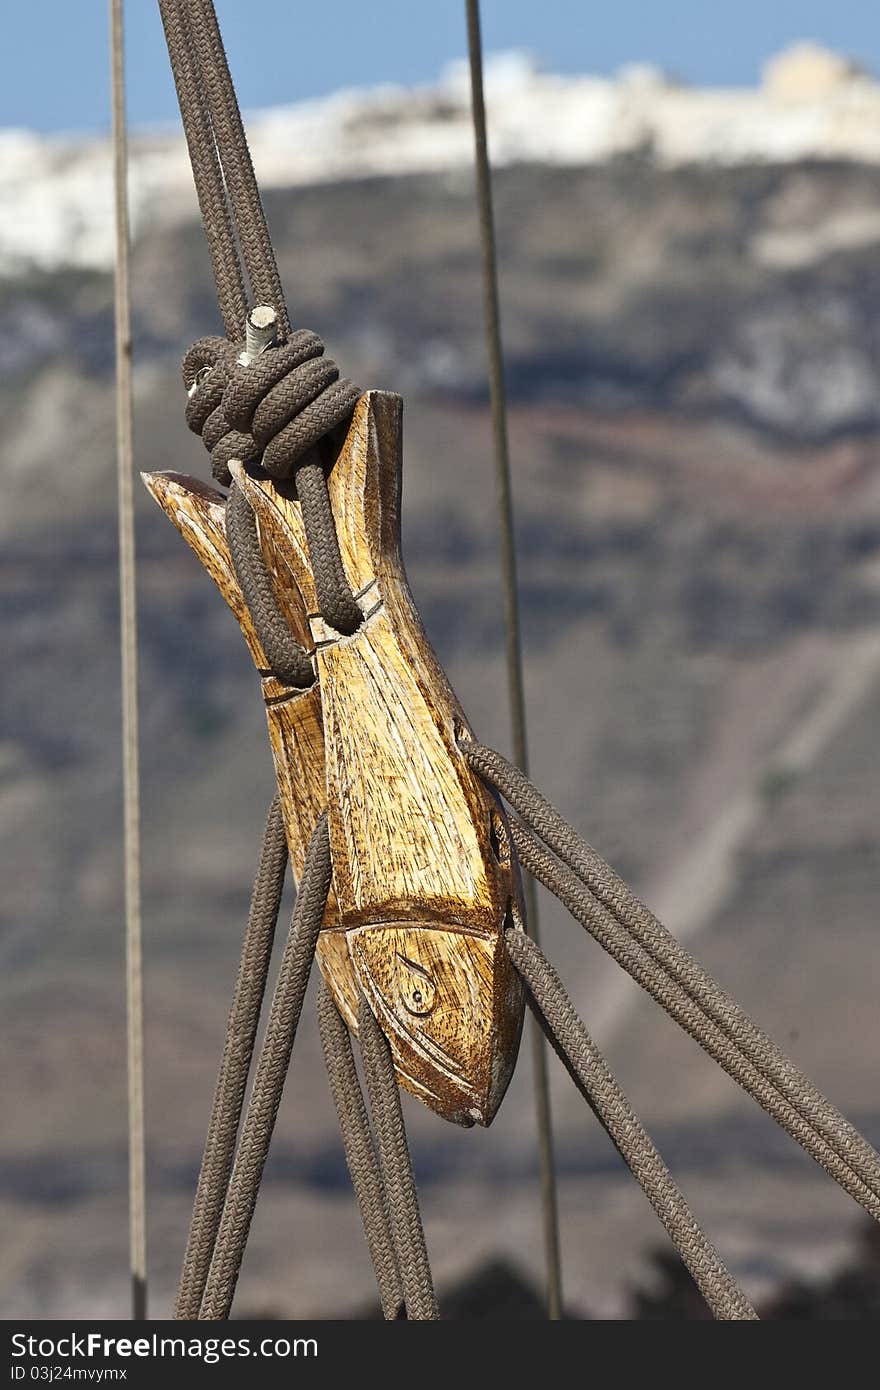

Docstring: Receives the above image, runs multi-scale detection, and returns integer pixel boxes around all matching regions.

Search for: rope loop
[181,329,361,487]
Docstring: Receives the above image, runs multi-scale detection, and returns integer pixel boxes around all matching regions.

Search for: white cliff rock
[3,44,880,277]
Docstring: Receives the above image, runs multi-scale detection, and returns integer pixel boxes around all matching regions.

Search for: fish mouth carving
[348,922,524,1127]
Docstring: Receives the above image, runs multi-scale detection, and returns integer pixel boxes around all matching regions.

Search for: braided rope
[462,739,880,1221]
[188,0,290,335]
[161,1,363,642]
[182,328,364,641]
[182,331,361,491]
[198,816,331,1319]
[358,997,439,1320]
[175,797,289,1318]
[506,929,757,1320]
[224,482,315,689]
[157,0,247,337]
[295,456,364,635]
[317,983,404,1318]
[509,816,880,1220]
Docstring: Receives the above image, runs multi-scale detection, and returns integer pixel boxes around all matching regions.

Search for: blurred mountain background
[2,43,880,1318]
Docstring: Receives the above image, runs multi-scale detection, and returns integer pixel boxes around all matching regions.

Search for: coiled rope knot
[182,328,362,487]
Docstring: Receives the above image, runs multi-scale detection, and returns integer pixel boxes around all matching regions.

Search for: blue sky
[3,1,880,133]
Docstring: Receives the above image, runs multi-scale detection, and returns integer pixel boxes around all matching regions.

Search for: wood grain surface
[143,390,524,1124]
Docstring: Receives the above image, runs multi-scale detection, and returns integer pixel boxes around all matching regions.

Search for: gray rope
[505,929,758,1320]
[157,0,247,337]
[183,335,362,656]
[464,0,562,1320]
[111,0,147,1323]
[159,0,284,334]
[224,480,315,689]
[358,997,439,1320]
[198,815,331,1319]
[462,738,880,1220]
[181,331,361,493]
[160,0,363,639]
[175,797,289,1319]
[188,0,290,336]
[317,982,404,1318]
[509,816,880,1220]
[295,453,364,635]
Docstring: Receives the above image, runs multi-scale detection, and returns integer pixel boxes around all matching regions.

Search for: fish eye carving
[395,952,437,1017]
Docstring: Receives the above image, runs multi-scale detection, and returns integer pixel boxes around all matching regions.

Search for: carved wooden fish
[143,390,524,1125]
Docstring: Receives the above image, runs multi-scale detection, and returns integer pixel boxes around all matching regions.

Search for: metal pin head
[239,304,278,366]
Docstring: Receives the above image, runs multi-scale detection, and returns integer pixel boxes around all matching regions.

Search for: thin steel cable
[199,815,331,1319]
[358,997,438,1320]
[175,798,289,1319]
[317,982,404,1319]
[110,0,147,1322]
[464,0,562,1320]
[505,930,758,1320]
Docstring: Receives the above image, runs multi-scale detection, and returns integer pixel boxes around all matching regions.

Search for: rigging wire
[110,0,147,1322]
[464,0,564,1319]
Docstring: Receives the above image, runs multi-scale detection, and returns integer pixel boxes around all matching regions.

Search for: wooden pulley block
[143,390,525,1125]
